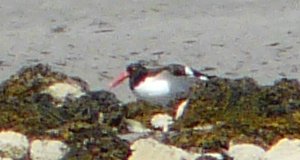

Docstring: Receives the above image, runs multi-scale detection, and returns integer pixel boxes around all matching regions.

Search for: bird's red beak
[109,71,129,88]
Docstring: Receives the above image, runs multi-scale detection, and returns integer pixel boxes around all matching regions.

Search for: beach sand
[0,0,300,103]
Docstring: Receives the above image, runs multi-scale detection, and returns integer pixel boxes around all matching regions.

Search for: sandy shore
[0,0,299,102]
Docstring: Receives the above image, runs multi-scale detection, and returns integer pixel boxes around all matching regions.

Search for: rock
[61,90,126,129]
[228,143,265,160]
[0,158,13,160]
[192,124,214,131]
[0,64,88,100]
[125,119,151,133]
[129,138,200,160]
[126,101,172,129]
[41,82,86,106]
[263,138,300,160]
[195,155,221,160]
[0,131,29,159]
[0,64,130,159]
[129,138,222,160]
[150,113,174,132]
[63,125,130,160]
[118,132,150,143]
[171,78,300,151]
[30,139,69,160]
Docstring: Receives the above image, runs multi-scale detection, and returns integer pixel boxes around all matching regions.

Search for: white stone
[228,143,265,160]
[41,82,85,101]
[30,139,70,160]
[0,158,13,160]
[193,124,214,131]
[263,138,300,160]
[125,119,151,133]
[150,114,174,132]
[118,132,150,143]
[0,131,29,159]
[129,138,199,160]
[129,138,223,160]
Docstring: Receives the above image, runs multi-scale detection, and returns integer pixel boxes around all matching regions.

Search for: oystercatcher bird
[110,62,211,119]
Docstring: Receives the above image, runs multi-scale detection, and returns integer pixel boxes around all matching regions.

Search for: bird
[110,62,211,119]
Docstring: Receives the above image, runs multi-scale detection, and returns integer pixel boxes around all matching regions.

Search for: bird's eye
[128,66,137,72]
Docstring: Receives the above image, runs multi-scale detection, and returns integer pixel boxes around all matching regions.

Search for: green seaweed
[168,78,300,151]
[0,64,130,160]
[0,64,88,101]
[65,126,130,160]
[0,99,62,135]
[125,101,173,128]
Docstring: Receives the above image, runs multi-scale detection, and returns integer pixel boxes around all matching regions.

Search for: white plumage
[132,70,194,107]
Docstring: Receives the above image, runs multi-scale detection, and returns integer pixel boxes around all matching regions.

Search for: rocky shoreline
[0,64,300,160]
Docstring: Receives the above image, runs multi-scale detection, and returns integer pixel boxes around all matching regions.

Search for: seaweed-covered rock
[0,64,89,101]
[0,97,63,135]
[0,64,130,160]
[61,90,127,131]
[125,101,173,130]
[65,126,130,160]
[257,79,300,117]
[168,78,300,151]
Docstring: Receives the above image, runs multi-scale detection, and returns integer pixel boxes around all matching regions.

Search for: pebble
[228,143,265,160]
[150,113,174,132]
[30,139,70,160]
[41,82,86,103]
[0,131,29,159]
[129,138,222,160]
[263,138,300,160]
[125,119,151,133]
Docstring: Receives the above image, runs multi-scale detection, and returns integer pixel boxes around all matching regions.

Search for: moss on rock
[0,64,130,160]
[0,97,63,135]
[169,78,300,151]
[125,101,173,129]
[65,126,130,160]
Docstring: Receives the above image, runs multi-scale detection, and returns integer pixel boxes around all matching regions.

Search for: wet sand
[0,0,300,102]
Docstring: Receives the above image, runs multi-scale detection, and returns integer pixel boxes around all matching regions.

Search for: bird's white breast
[134,77,170,97]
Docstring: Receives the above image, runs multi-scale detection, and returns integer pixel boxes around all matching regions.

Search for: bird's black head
[126,63,148,89]
[126,63,146,75]
[110,62,150,89]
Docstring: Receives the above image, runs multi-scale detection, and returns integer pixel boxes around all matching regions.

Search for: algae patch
[170,78,300,151]
[0,64,130,160]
